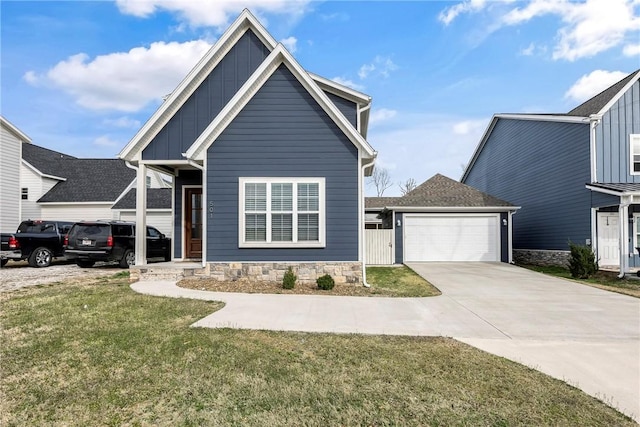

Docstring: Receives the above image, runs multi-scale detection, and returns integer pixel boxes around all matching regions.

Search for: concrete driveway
[407,262,640,422]
[131,262,640,421]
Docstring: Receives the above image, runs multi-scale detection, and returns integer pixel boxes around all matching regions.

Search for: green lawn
[1,275,634,426]
[366,265,441,297]
[521,265,640,298]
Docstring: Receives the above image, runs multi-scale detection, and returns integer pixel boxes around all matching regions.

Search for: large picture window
[239,178,325,248]
[630,134,640,175]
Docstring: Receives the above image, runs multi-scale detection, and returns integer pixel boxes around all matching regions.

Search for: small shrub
[316,274,335,290]
[283,267,296,289]
[568,242,598,279]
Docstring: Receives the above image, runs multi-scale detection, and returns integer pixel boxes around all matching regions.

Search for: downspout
[361,156,376,287]
[508,209,517,264]
[589,114,601,183]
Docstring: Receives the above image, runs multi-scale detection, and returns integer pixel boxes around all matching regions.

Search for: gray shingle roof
[369,174,514,208]
[36,157,136,203]
[567,69,640,117]
[21,143,77,178]
[365,197,401,209]
[112,188,172,210]
[588,182,640,193]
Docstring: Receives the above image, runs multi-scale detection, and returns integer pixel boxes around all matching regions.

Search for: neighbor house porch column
[135,163,147,266]
[618,196,630,277]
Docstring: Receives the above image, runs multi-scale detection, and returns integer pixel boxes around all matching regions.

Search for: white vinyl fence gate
[365,229,394,265]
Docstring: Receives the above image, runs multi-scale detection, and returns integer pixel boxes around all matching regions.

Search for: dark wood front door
[185,188,202,259]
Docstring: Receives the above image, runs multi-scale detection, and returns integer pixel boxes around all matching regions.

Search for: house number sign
[208,202,214,219]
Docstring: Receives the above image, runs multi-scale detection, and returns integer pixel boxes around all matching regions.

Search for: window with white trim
[239,178,325,248]
[634,214,640,251]
[630,134,640,175]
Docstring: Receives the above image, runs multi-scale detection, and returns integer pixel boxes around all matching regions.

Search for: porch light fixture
[396,219,402,227]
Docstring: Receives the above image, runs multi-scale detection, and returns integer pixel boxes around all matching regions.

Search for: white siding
[20,164,60,220]
[0,125,21,230]
[40,204,113,222]
[117,210,172,237]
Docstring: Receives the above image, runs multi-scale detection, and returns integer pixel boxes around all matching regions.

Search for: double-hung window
[239,178,325,248]
[631,134,640,174]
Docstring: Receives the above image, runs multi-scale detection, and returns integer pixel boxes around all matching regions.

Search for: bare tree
[399,178,417,195]
[368,167,393,196]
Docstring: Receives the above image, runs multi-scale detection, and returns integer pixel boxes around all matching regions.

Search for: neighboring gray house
[119,9,376,284]
[365,174,518,265]
[462,70,640,275]
[0,116,30,231]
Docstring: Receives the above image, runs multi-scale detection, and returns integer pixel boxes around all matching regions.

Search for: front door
[597,212,619,266]
[185,188,202,259]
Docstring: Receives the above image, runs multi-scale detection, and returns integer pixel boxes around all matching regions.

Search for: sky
[1,0,639,196]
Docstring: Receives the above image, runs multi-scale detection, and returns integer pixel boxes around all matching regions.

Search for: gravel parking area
[0,259,125,292]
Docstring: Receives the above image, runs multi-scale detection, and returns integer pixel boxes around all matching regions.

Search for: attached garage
[365,174,519,265]
[403,214,500,262]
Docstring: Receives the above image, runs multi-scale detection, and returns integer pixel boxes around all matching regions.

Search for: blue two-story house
[462,70,640,276]
[119,9,376,284]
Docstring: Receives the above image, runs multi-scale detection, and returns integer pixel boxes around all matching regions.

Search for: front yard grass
[179,265,441,297]
[521,264,640,298]
[1,275,634,426]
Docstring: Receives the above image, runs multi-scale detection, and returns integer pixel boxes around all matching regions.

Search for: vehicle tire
[120,249,135,268]
[76,260,95,268]
[29,247,53,268]
[1,258,8,268]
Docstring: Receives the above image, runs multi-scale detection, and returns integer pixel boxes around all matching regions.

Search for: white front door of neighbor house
[597,213,619,266]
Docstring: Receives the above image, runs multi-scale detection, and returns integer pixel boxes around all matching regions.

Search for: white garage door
[404,214,500,262]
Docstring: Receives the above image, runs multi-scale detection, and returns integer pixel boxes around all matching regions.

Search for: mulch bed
[178,278,393,297]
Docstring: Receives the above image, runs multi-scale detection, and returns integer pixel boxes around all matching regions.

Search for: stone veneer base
[206,262,363,284]
[513,249,570,267]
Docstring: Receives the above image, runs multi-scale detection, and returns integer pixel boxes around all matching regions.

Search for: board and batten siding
[464,118,591,250]
[206,64,359,262]
[0,125,21,231]
[325,92,357,128]
[596,79,640,183]
[118,210,173,237]
[142,30,270,161]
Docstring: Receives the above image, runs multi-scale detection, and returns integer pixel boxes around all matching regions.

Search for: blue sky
[2,0,639,196]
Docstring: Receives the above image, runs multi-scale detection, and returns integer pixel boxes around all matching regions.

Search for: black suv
[64,221,171,268]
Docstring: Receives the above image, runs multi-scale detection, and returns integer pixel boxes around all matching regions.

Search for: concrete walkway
[131,262,640,422]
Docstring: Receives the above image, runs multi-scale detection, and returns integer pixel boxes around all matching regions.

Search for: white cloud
[331,77,365,91]
[358,63,376,79]
[564,69,629,103]
[358,56,398,80]
[93,135,121,147]
[103,116,141,129]
[115,0,311,28]
[369,108,397,125]
[439,0,640,61]
[25,40,212,112]
[439,0,489,25]
[623,43,640,56]
[452,119,487,135]
[520,42,535,56]
[280,36,297,53]
[23,70,39,85]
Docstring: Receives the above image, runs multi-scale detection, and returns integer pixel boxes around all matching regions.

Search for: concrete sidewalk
[131,264,640,422]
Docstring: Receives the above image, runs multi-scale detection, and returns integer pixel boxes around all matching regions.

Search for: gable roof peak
[567,69,640,117]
